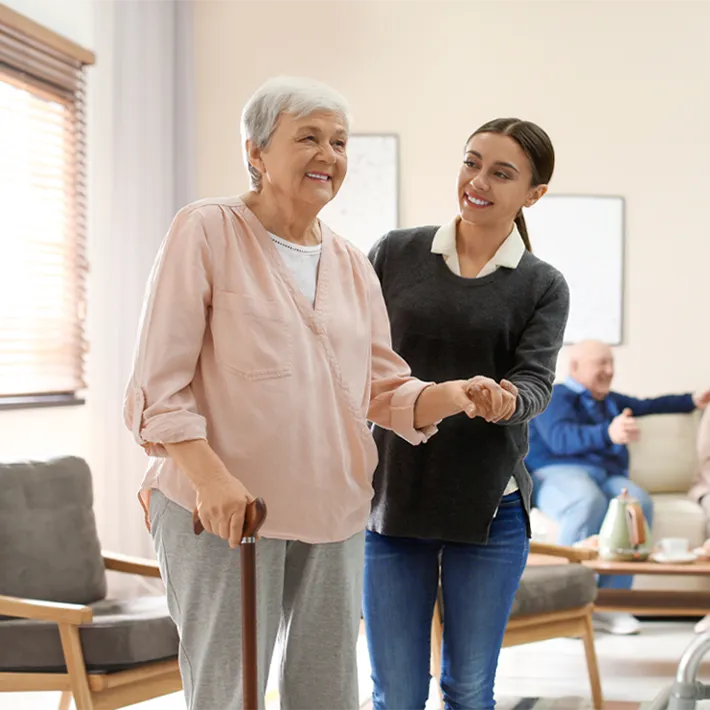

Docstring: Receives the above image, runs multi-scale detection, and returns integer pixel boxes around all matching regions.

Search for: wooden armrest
[102,550,162,579]
[530,541,598,562]
[0,594,93,625]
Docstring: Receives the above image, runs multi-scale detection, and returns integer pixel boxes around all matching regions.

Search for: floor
[5,620,710,709]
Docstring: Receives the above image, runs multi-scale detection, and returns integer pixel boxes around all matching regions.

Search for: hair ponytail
[515,211,532,252]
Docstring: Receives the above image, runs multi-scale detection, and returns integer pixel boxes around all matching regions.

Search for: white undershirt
[269,232,322,306]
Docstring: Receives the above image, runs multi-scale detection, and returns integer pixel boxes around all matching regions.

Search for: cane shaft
[241,541,258,710]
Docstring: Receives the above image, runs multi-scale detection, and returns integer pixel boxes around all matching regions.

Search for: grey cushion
[0,456,107,605]
[437,564,597,622]
[510,565,597,617]
[0,595,179,672]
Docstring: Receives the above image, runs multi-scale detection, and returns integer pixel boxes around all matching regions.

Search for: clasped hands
[456,375,518,423]
[191,375,520,548]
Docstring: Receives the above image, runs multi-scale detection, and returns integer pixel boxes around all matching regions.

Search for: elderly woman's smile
[248,110,348,209]
[305,171,331,183]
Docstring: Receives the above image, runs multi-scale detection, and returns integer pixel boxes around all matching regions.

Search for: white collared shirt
[431,217,526,277]
[432,217,526,496]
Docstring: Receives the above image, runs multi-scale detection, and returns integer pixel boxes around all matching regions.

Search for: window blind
[0,7,93,401]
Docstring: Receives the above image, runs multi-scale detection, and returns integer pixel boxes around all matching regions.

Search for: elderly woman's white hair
[241,76,352,191]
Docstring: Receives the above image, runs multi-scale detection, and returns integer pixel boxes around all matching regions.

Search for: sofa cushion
[510,564,597,617]
[0,595,178,672]
[649,493,706,544]
[629,412,701,494]
[0,457,106,605]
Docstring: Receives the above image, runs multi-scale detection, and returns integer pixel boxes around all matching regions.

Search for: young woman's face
[457,132,547,228]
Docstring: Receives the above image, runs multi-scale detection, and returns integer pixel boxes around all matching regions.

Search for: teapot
[598,488,652,561]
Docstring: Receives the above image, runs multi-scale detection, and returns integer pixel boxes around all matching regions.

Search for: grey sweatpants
[149,491,364,710]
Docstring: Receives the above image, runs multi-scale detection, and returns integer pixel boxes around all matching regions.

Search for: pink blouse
[124,197,436,543]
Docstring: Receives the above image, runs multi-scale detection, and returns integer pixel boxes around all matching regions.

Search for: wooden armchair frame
[430,541,603,710]
[0,552,181,710]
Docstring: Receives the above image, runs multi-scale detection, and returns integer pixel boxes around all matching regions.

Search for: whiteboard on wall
[319,134,398,255]
[524,195,624,344]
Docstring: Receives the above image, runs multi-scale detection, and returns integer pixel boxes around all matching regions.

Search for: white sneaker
[695,614,710,634]
[592,611,641,635]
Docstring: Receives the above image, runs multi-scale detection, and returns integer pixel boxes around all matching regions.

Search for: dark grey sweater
[368,226,570,544]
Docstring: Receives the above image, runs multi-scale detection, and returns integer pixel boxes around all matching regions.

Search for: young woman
[363,118,571,710]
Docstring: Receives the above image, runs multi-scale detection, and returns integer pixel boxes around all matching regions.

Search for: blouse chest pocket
[211,290,293,380]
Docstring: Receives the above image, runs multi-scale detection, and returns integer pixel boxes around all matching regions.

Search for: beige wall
[194,0,710,396]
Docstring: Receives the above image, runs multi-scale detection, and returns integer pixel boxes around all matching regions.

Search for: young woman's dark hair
[468,118,555,251]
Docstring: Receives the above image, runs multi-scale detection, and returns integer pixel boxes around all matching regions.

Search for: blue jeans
[532,464,654,590]
[363,492,529,710]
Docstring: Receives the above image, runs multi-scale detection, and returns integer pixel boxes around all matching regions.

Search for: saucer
[650,551,697,564]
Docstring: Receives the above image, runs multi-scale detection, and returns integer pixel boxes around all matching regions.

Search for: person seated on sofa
[689,406,710,633]
[527,339,710,635]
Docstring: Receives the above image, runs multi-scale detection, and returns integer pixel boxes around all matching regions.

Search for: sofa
[530,409,708,592]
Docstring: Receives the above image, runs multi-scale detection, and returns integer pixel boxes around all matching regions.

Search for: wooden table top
[583,557,710,575]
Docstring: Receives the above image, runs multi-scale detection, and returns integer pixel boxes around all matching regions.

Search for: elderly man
[526,340,710,635]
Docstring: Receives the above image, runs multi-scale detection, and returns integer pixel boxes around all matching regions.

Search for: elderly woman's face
[254,111,348,208]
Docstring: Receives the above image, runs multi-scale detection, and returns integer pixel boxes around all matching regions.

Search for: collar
[564,377,609,403]
[562,377,587,395]
[431,217,526,275]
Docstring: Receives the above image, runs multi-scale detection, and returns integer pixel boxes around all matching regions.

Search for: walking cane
[193,498,268,710]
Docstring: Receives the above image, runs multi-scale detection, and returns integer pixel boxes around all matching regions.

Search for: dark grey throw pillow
[0,456,107,605]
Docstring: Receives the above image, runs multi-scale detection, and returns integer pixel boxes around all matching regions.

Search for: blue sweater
[526,382,696,478]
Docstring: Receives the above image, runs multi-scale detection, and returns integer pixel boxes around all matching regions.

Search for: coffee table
[583,557,710,615]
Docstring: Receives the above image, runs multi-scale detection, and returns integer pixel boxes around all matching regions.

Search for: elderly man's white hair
[240,76,352,191]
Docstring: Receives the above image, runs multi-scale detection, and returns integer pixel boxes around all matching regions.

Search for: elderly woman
[124,76,509,710]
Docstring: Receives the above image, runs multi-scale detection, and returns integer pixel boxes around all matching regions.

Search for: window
[0,6,94,407]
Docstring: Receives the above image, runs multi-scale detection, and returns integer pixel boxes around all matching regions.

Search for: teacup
[658,537,690,558]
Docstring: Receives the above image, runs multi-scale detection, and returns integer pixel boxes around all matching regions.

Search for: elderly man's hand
[465,376,517,423]
[693,389,710,410]
[608,408,640,445]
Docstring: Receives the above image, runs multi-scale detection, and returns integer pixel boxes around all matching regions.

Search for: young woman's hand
[499,379,519,420]
[413,378,517,427]
[465,376,517,422]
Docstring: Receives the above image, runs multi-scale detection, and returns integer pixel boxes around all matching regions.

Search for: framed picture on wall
[524,194,625,345]
[319,134,399,255]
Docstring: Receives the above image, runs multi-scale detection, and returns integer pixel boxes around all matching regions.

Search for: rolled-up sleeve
[365,265,437,445]
[123,206,212,456]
